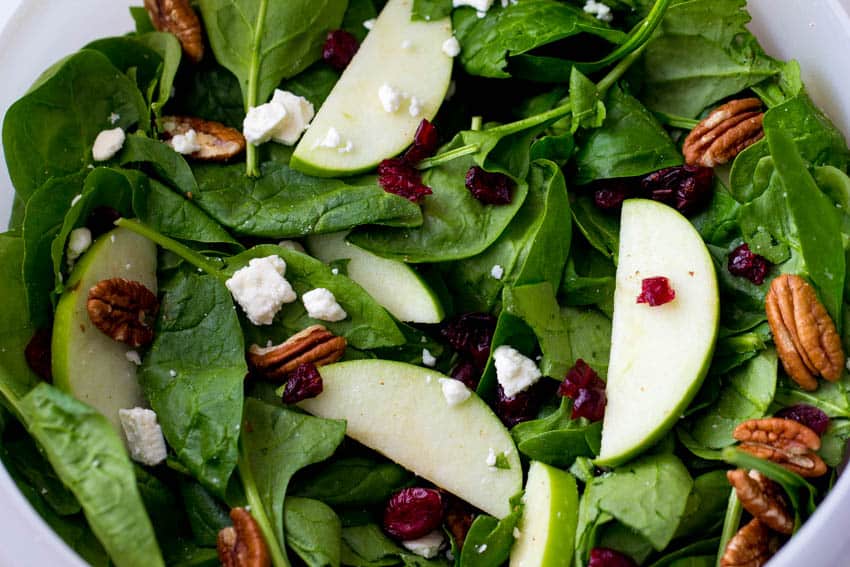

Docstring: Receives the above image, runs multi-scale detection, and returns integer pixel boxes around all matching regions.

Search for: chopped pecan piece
[161,116,246,162]
[720,519,782,567]
[248,325,346,381]
[683,98,764,167]
[25,328,53,382]
[726,469,793,534]
[733,417,828,478]
[217,507,271,567]
[87,279,159,348]
[765,274,844,391]
[144,0,204,63]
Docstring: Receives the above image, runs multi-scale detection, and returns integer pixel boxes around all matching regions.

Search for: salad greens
[1,0,850,566]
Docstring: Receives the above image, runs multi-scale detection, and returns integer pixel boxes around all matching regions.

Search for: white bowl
[1,1,850,565]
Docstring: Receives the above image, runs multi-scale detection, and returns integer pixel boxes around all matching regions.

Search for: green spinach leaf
[341,524,448,567]
[562,307,612,378]
[290,457,412,506]
[511,398,601,467]
[459,493,523,567]
[284,497,342,567]
[412,0,451,22]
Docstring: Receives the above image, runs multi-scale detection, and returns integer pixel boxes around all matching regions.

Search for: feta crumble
[493,345,542,397]
[485,447,497,467]
[408,96,423,118]
[108,112,121,125]
[490,264,504,280]
[125,350,142,366]
[118,408,168,466]
[363,18,376,30]
[476,544,488,554]
[439,378,471,407]
[402,531,444,559]
[70,194,82,207]
[170,129,202,155]
[422,348,437,367]
[401,39,413,49]
[583,0,613,22]
[315,127,343,149]
[92,128,126,161]
[66,228,92,267]
[442,37,461,57]
[378,83,404,113]
[225,256,297,325]
[453,0,495,12]
[270,89,315,145]
[302,288,348,322]
[243,102,288,145]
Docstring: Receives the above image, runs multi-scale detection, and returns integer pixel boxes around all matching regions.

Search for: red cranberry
[592,178,639,211]
[642,165,714,215]
[281,362,323,404]
[440,313,497,371]
[494,380,557,428]
[87,206,122,239]
[378,158,433,203]
[404,119,439,165]
[383,487,443,540]
[775,404,830,437]
[636,276,676,306]
[465,166,513,205]
[727,243,771,285]
[24,328,53,382]
[588,548,638,567]
[451,359,480,391]
[322,30,359,71]
[558,359,607,422]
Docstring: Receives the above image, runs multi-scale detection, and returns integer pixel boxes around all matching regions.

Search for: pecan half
[161,116,246,162]
[683,98,764,167]
[727,469,793,534]
[87,279,159,348]
[720,519,782,567]
[248,325,346,380]
[144,0,204,63]
[217,508,271,567]
[765,274,844,391]
[733,417,828,477]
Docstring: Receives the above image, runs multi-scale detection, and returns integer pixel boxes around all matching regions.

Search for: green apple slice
[291,0,453,177]
[52,227,157,437]
[597,199,719,467]
[306,231,444,323]
[299,360,522,518]
[509,461,578,567]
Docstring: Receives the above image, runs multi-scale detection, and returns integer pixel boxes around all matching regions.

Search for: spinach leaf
[673,471,730,539]
[504,282,572,377]
[563,307,612,378]
[130,6,156,33]
[341,524,448,567]
[84,36,166,108]
[139,267,247,496]
[290,457,412,506]
[571,196,619,262]
[412,0,451,22]
[342,0,378,42]
[689,182,740,245]
[460,493,523,567]
[2,49,149,200]
[819,419,850,467]
[180,480,231,547]
[119,133,199,196]
[2,433,81,516]
[284,497,342,567]
[135,466,187,559]
[279,63,341,110]
[646,538,719,567]
[168,60,245,129]
[511,399,601,467]
[570,68,606,132]
[19,384,164,567]
[135,32,183,117]
[773,374,850,419]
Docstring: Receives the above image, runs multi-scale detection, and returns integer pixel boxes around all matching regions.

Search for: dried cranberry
[383,487,443,540]
[495,385,540,428]
[451,358,480,391]
[592,178,639,211]
[281,362,323,404]
[636,276,676,306]
[440,313,497,371]
[378,158,433,203]
[775,404,830,437]
[87,206,122,239]
[465,166,514,205]
[642,165,714,215]
[588,548,638,567]
[24,328,53,382]
[559,359,607,422]
[322,30,359,71]
[727,243,771,285]
[404,119,439,165]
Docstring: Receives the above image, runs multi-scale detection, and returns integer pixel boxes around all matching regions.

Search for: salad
[1,0,849,566]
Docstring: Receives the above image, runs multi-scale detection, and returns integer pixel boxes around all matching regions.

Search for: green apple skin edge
[596,199,719,467]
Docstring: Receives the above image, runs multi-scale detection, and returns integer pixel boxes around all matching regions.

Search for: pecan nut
[726,469,793,534]
[144,0,204,63]
[161,116,246,162]
[248,325,346,380]
[87,279,159,348]
[733,417,828,478]
[765,274,845,391]
[720,519,782,567]
[217,507,271,567]
[683,98,765,167]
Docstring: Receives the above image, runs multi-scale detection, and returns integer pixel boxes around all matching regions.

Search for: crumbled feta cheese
[169,369,177,377]
[583,0,613,22]
[331,268,340,275]
[439,378,471,407]
[170,129,202,155]
[476,544,488,554]
[270,89,315,145]
[339,140,355,153]
[408,96,423,118]
[378,83,404,113]
[490,264,504,280]
[422,348,437,367]
[225,256,297,325]
[66,228,92,267]
[70,194,82,207]
[442,37,461,57]
[500,0,518,6]
[92,128,126,161]
[315,127,343,149]
[125,350,142,366]
[118,408,168,466]
[108,112,121,125]
[302,288,347,322]
[363,18,376,30]
[278,240,306,254]
[243,102,288,145]
[493,345,542,398]
[402,531,445,559]
[401,39,413,49]
[453,0,494,12]
[485,447,497,467]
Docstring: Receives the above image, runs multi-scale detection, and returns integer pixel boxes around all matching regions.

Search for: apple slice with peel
[52,227,157,437]
[299,360,522,518]
[306,231,444,323]
[509,461,578,567]
[597,199,719,467]
[291,0,453,177]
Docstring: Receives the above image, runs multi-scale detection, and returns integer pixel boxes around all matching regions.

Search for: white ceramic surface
[1,1,850,566]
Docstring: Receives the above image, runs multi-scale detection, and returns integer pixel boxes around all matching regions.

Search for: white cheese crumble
[490,264,504,280]
[169,369,177,377]
[170,128,202,155]
[66,228,92,267]
[493,345,542,398]
[118,408,168,466]
[315,127,343,149]
[92,128,126,161]
[453,0,495,12]
[108,112,121,125]
[401,39,413,49]
[422,348,437,367]
[243,102,288,145]
[278,240,306,254]
[225,256,297,326]
[583,0,613,22]
[363,18,376,30]
[485,447,497,467]
[408,96,423,118]
[439,378,471,407]
[442,37,461,57]
[402,531,444,559]
[302,288,347,322]
[378,83,404,113]
[270,89,315,145]
[476,544,488,554]
[125,350,142,366]
[70,194,82,207]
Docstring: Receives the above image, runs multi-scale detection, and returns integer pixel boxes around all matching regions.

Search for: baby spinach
[504,282,572,378]
[511,399,601,467]
[673,471,731,540]
[773,374,850,419]
[563,307,612,378]
[84,36,167,109]
[119,133,199,197]
[412,0,451,22]
[341,0,378,42]
[180,480,231,547]
[290,457,412,506]
[819,419,850,467]
[2,432,81,516]
[571,196,619,263]
[279,63,341,110]
[284,497,342,567]
[460,493,523,567]
[168,60,245,129]
[570,68,607,132]
[341,524,448,567]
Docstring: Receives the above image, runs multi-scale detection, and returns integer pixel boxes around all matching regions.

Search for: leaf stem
[595,45,647,95]
[238,446,290,567]
[716,489,741,567]
[244,0,270,178]
[653,111,700,130]
[418,144,480,169]
[115,218,225,277]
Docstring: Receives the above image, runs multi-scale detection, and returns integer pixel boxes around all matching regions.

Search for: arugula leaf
[460,493,523,567]
[284,497,342,567]
[290,457,412,506]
